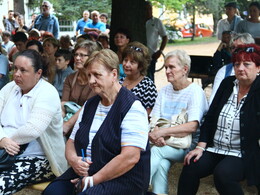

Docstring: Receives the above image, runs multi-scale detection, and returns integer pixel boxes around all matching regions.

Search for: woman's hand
[183,148,204,166]
[0,137,20,156]
[149,126,163,143]
[154,137,166,147]
[71,157,92,177]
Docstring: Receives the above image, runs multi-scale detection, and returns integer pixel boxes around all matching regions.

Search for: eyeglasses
[74,53,89,58]
[41,5,49,8]
[130,46,143,53]
[233,47,255,54]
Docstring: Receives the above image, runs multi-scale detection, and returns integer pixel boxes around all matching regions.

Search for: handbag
[63,101,81,121]
[150,109,192,149]
[0,143,28,171]
[0,148,16,171]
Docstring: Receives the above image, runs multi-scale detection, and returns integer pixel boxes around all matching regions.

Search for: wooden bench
[26,181,50,191]
[14,182,51,195]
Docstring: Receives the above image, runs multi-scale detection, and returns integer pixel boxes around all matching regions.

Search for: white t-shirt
[70,100,149,161]
[146,17,167,54]
[150,83,208,123]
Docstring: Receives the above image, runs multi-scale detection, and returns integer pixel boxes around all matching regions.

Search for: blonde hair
[85,49,119,76]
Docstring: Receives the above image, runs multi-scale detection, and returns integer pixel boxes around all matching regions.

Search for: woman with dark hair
[0,50,67,194]
[114,28,131,78]
[43,37,60,83]
[236,2,260,44]
[120,41,157,115]
[178,44,260,195]
[26,39,44,54]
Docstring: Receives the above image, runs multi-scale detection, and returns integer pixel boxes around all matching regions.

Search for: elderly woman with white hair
[148,50,208,195]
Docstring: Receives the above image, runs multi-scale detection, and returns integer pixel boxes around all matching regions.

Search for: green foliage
[152,0,189,12]
[27,0,112,20]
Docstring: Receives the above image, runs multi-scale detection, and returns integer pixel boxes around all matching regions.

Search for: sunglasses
[130,46,143,53]
[233,47,255,54]
[41,5,49,8]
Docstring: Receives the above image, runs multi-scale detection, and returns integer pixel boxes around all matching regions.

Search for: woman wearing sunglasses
[178,44,260,195]
[120,41,157,115]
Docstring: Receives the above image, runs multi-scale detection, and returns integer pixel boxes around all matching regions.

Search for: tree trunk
[191,4,195,41]
[14,0,25,15]
[110,0,146,51]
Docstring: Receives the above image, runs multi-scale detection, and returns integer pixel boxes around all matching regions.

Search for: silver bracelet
[196,146,205,151]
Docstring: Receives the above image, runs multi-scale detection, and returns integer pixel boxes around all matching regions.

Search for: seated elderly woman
[120,41,157,114]
[43,49,150,195]
[0,50,67,194]
[178,44,260,195]
[149,50,208,194]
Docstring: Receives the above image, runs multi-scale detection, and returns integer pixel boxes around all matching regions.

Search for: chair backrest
[189,55,213,75]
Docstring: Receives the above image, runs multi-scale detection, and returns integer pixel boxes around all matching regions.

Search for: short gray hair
[165,49,191,76]
[83,10,89,15]
[231,33,255,45]
[42,1,53,8]
[91,10,99,16]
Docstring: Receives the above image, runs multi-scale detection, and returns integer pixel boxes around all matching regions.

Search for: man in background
[145,1,168,82]
[84,11,106,35]
[76,10,92,36]
[33,1,59,39]
[4,10,18,34]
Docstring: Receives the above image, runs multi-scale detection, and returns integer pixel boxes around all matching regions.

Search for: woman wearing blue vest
[43,49,150,195]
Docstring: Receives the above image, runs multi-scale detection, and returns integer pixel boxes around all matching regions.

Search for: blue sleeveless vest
[59,87,150,194]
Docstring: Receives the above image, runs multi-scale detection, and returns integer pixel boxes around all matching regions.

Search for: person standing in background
[145,1,168,82]
[76,10,92,36]
[28,13,37,31]
[236,2,260,45]
[33,1,60,39]
[4,10,18,34]
[216,2,242,40]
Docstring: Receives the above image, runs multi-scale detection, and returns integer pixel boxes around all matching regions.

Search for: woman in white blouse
[0,50,67,194]
[149,50,208,194]
[178,44,260,195]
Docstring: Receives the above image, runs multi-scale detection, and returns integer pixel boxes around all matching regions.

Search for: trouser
[178,151,245,195]
[147,58,157,82]
[44,176,146,195]
[0,156,54,195]
[150,145,185,194]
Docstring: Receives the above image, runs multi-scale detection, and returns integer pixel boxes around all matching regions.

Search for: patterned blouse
[120,76,158,109]
[207,80,245,157]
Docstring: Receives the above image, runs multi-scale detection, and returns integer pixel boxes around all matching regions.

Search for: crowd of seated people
[0,2,260,195]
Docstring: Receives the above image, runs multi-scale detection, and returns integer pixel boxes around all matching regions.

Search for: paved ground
[15,41,258,195]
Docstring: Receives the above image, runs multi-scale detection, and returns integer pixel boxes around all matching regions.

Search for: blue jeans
[150,145,185,194]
